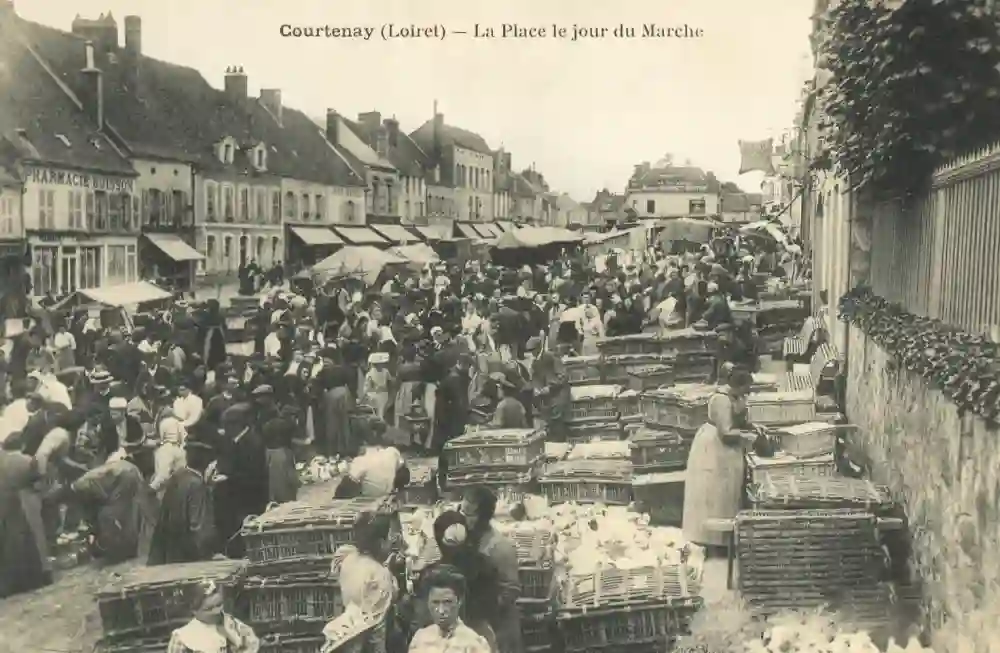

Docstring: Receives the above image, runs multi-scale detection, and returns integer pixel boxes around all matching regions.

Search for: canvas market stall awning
[144,233,204,261]
[312,245,408,285]
[370,224,419,245]
[333,226,389,246]
[289,225,345,246]
[52,281,174,331]
[492,226,584,250]
[656,217,717,245]
[415,225,451,241]
[477,223,504,238]
[739,220,788,245]
[495,221,516,233]
[455,223,481,239]
[389,242,440,266]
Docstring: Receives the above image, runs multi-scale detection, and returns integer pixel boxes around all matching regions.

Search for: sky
[16,0,813,201]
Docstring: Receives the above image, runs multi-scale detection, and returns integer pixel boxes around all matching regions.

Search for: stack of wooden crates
[441,427,546,501]
[229,495,395,652]
[96,560,246,653]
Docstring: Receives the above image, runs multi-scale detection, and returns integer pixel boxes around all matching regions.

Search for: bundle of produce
[568,384,622,422]
[241,496,395,566]
[675,599,932,653]
[539,459,633,505]
[567,440,630,461]
[563,354,603,385]
[96,559,245,646]
[747,477,894,513]
[553,507,703,609]
[295,455,348,486]
[641,384,716,431]
[736,510,884,598]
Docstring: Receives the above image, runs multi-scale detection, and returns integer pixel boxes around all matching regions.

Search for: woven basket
[564,355,604,385]
[520,564,558,602]
[748,476,893,513]
[521,610,559,651]
[627,364,676,391]
[736,509,884,593]
[746,453,837,483]
[557,598,703,651]
[539,459,632,505]
[231,571,343,632]
[616,390,642,420]
[443,469,537,503]
[443,427,545,467]
[641,384,716,431]
[242,496,394,565]
[96,559,245,641]
[746,390,816,425]
[628,427,691,472]
[569,385,622,421]
[604,354,671,385]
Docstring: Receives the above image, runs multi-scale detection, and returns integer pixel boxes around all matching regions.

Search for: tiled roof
[17,16,364,187]
[0,20,135,176]
[510,173,538,198]
[409,119,492,156]
[341,118,397,172]
[634,165,708,186]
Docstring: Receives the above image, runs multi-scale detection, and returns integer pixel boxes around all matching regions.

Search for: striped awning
[333,226,389,245]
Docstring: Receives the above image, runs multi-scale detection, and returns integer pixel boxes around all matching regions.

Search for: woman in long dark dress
[0,438,48,597]
[214,402,269,558]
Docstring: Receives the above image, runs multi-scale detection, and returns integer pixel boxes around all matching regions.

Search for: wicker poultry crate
[569,384,622,421]
[616,390,642,420]
[632,470,686,527]
[444,468,537,503]
[96,559,246,641]
[598,333,665,356]
[746,453,837,483]
[768,422,846,458]
[741,584,913,629]
[564,355,604,385]
[259,633,326,653]
[539,459,632,505]
[568,439,631,461]
[736,509,884,593]
[520,564,559,602]
[746,389,816,425]
[521,609,559,651]
[641,384,716,431]
[567,419,623,445]
[230,570,343,633]
[628,426,691,472]
[627,364,677,391]
[557,598,703,651]
[748,476,894,513]
[657,328,718,356]
[443,427,545,468]
[242,496,395,565]
[604,354,670,384]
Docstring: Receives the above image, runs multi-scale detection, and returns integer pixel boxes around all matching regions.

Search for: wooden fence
[869,145,1000,335]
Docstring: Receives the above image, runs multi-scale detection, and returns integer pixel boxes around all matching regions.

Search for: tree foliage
[818,0,1000,196]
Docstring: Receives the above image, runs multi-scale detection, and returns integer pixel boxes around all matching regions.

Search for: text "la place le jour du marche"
[473,23,704,40]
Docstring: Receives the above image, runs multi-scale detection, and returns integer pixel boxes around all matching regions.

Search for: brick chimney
[260,89,282,125]
[384,118,399,147]
[79,41,104,130]
[224,66,247,100]
[358,111,381,136]
[325,109,339,145]
[71,12,117,54]
[123,15,141,93]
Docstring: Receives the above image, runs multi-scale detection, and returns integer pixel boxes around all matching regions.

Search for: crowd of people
[0,228,805,653]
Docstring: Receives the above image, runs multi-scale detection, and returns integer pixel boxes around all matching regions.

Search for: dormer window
[253,144,267,171]
[224,143,233,163]
[217,137,236,164]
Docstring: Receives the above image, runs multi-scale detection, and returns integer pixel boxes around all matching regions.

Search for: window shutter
[141,189,150,227]
[85,191,95,231]
[164,190,173,227]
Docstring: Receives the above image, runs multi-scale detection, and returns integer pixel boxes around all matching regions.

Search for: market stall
[311,245,410,286]
[51,280,173,331]
[388,242,440,267]
[490,226,584,267]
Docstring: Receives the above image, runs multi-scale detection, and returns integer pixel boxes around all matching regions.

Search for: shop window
[80,246,101,288]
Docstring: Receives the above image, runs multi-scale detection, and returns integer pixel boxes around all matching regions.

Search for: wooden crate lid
[244,496,392,531]
[97,559,245,597]
[445,427,543,448]
[570,384,623,401]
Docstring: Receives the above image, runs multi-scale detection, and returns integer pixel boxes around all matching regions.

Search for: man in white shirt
[172,384,204,430]
[264,326,283,359]
[28,371,72,410]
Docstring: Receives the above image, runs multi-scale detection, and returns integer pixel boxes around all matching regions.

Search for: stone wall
[844,325,1000,651]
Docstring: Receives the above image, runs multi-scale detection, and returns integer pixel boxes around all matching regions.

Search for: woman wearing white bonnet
[150,416,187,495]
